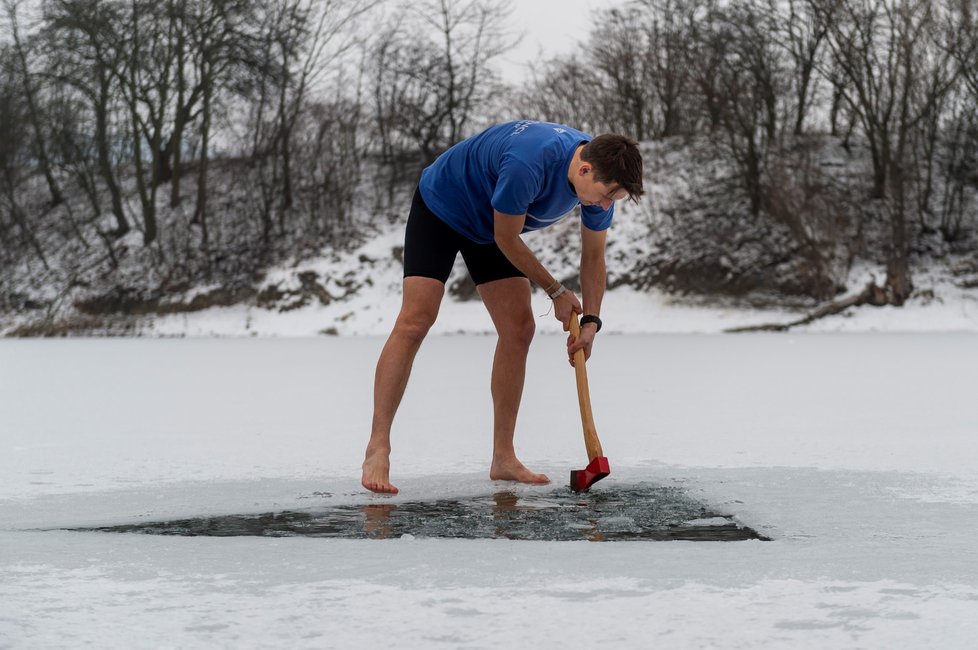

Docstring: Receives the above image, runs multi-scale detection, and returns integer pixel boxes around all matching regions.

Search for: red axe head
[570,456,610,492]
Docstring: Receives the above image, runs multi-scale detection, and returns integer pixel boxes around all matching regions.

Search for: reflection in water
[362,504,396,540]
[76,484,770,542]
[490,490,607,541]
[491,490,521,513]
[492,490,534,539]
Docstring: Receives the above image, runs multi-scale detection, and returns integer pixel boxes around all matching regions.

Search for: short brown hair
[581,134,644,201]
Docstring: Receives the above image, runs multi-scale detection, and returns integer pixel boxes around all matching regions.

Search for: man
[362,120,644,494]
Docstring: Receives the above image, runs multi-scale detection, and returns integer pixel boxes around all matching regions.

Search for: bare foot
[489,457,550,485]
[362,450,399,494]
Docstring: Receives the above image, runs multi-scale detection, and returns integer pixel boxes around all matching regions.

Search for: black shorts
[402,187,525,286]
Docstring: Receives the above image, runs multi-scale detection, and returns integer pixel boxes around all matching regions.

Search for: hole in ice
[73,483,770,542]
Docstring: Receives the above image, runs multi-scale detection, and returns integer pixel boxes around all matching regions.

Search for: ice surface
[3,334,978,648]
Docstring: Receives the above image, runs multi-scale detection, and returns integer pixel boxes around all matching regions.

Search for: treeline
[522,0,978,303]
[2,0,978,312]
[0,0,514,288]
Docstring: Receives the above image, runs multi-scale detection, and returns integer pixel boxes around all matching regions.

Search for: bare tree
[0,46,49,267]
[371,0,516,169]
[588,6,655,139]
[3,0,63,206]
[42,0,131,238]
[931,92,978,243]
[712,2,786,215]
[159,0,202,209]
[119,0,172,245]
[939,1,978,243]
[768,0,829,135]
[244,0,376,245]
[642,0,697,137]
[416,0,515,147]
[186,0,257,251]
[685,0,729,133]
[296,81,369,241]
[517,56,609,135]
[585,0,699,139]
[814,0,966,304]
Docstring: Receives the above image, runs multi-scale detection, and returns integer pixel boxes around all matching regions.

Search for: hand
[567,322,597,366]
[553,290,582,331]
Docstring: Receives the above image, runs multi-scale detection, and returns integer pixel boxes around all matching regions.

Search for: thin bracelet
[548,285,567,300]
[543,280,560,294]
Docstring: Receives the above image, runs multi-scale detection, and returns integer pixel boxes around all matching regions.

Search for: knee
[393,310,437,345]
[500,314,535,349]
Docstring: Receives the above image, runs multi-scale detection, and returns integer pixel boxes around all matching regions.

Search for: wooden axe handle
[569,313,604,461]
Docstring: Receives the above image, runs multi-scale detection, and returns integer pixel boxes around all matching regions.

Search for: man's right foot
[361,451,399,494]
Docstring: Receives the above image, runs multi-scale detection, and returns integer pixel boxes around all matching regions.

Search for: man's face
[573,165,629,211]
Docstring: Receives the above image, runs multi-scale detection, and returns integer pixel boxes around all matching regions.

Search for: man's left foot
[489,458,550,484]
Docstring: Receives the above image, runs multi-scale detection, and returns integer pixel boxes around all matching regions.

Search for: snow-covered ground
[2,332,978,648]
[146,277,978,338]
[136,207,978,338]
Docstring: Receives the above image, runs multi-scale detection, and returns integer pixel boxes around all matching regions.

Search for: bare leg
[478,278,550,485]
[362,276,444,494]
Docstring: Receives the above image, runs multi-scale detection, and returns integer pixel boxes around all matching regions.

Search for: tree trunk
[276,55,294,221]
[194,61,212,252]
[829,83,842,136]
[885,151,912,304]
[95,80,129,237]
[725,281,889,333]
[795,63,813,135]
[167,6,187,204]
[169,95,185,207]
[869,129,889,199]
[126,10,157,247]
[746,137,762,216]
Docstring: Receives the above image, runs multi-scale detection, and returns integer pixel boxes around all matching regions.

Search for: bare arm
[493,210,582,328]
[580,225,607,318]
[567,225,608,362]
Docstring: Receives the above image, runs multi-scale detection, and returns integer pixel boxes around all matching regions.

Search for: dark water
[73,483,769,542]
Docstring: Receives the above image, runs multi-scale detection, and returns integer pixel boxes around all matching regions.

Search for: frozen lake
[2,334,978,648]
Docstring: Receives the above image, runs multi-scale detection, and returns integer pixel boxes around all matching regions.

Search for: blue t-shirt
[418,120,614,244]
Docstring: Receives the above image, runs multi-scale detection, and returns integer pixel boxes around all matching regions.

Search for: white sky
[496,0,607,83]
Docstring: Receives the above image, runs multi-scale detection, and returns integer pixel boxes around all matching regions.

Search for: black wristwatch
[580,314,602,332]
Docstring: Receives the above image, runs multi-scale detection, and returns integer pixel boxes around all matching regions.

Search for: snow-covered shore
[130,211,978,338]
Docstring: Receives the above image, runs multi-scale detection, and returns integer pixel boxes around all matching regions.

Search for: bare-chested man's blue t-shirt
[418,120,615,244]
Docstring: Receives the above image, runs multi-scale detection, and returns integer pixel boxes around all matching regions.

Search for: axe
[568,313,610,492]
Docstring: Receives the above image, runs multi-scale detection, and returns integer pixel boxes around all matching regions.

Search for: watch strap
[580,314,602,332]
